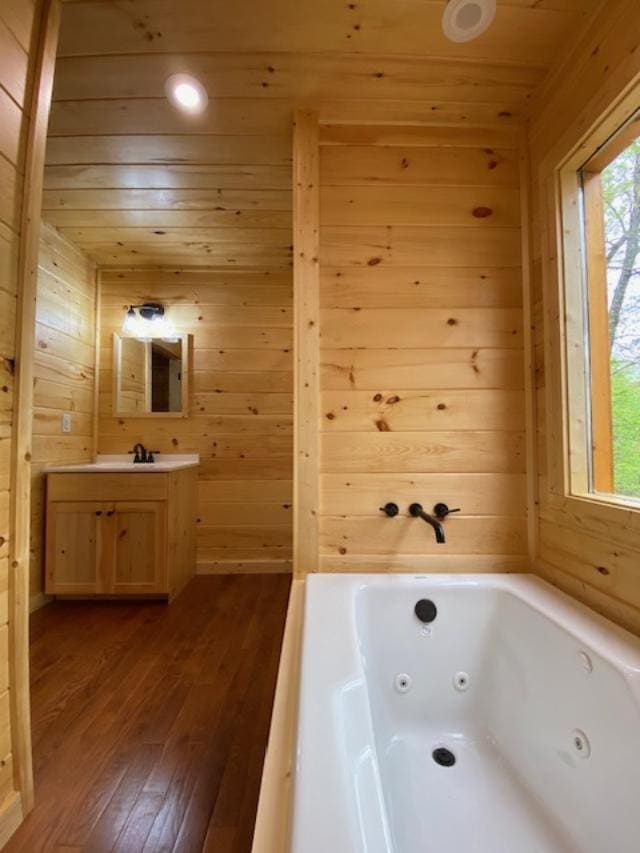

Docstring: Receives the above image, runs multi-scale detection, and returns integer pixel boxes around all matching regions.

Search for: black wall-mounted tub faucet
[409,503,446,544]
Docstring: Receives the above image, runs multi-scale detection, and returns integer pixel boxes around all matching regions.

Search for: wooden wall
[96,269,293,574]
[30,221,97,606]
[316,124,528,572]
[528,0,640,635]
[0,0,42,839]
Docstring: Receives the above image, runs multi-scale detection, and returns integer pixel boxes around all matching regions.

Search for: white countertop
[46,454,200,473]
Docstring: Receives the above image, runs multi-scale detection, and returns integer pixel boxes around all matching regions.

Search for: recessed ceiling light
[442,0,496,43]
[165,73,208,114]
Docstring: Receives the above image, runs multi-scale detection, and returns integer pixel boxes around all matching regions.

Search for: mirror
[113,334,190,417]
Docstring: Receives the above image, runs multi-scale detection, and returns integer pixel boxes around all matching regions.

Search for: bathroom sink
[46,454,199,473]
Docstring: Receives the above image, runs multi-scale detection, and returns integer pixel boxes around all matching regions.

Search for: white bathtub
[290,574,640,853]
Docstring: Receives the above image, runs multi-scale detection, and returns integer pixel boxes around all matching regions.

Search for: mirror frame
[112,333,191,418]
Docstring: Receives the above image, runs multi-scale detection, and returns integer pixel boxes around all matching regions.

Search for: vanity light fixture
[165,73,208,114]
[442,0,496,42]
[122,303,177,341]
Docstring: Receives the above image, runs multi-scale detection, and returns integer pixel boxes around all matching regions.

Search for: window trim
[581,159,614,493]
[553,87,640,514]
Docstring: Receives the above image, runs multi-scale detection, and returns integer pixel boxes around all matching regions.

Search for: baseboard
[0,791,24,849]
[29,592,52,613]
[196,560,292,575]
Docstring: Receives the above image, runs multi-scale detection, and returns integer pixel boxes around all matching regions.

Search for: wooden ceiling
[43,0,600,268]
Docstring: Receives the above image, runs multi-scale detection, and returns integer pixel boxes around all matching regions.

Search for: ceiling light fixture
[165,73,208,114]
[442,0,496,43]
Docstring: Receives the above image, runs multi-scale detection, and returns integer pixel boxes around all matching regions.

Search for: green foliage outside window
[602,138,640,498]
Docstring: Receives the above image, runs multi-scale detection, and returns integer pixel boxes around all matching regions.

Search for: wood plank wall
[0,0,41,837]
[96,269,293,574]
[528,0,640,634]
[317,124,528,571]
[30,221,97,605]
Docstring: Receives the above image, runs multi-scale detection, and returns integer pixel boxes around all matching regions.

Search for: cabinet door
[46,502,114,595]
[112,502,166,594]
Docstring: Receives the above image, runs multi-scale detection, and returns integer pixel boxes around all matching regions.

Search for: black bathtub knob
[380,502,400,517]
[415,599,437,623]
[433,503,461,520]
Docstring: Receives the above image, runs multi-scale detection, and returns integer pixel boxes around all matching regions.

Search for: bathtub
[290,574,640,853]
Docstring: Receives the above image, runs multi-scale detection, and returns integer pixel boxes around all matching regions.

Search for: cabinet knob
[95,511,102,517]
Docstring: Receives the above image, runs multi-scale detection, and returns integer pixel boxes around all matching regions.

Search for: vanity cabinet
[45,468,197,600]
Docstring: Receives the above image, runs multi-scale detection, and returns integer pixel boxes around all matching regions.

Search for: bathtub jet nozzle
[409,503,446,544]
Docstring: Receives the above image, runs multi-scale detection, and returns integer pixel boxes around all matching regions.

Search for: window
[578,114,640,501]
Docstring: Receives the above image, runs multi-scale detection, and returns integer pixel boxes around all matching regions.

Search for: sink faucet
[130,443,149,463]
[409,503,446,544]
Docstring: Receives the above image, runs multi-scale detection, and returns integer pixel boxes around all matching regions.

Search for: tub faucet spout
[409,503,446,544]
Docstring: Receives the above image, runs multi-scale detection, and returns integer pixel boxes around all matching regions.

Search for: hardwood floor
[5,574,291,853]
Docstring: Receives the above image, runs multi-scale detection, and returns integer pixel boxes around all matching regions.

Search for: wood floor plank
[83,747,161,852]
[111,791,166,853]
[4,575,291,853]
[140,741,204,852]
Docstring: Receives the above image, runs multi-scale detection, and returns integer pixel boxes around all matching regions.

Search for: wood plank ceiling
[44,0,599,267]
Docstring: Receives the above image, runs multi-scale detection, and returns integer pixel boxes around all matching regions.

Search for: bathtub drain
[432,747,456,767]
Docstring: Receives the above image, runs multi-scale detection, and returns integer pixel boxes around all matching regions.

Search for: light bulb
[150,313,177,340]
[122,307,139,335]
[165,73,208,114]
[174,83,200,108]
